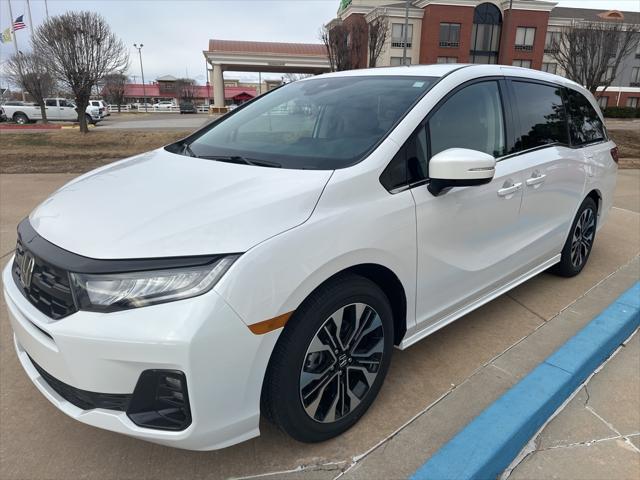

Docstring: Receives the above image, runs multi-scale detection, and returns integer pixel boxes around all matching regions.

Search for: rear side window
[511,81,567,152]
[45,99,57,107]
[428,81,506,158]
[565,89,606,146]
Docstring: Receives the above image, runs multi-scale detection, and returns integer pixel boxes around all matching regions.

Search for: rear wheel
[552,197,597,277]
[13,112,28,125]
[262,274,394,443]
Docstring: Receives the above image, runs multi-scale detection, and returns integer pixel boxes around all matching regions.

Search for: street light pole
[402,0,410,65]
[133,43,147,112]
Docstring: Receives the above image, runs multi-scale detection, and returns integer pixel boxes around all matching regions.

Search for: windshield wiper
[197,155,282,168]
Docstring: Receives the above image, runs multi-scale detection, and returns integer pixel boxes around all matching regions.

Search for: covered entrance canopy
[203,39,331,110]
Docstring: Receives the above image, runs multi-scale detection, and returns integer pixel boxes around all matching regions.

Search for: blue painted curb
[411,282,640,480]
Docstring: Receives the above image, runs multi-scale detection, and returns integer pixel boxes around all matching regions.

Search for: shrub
[603,106,640,118]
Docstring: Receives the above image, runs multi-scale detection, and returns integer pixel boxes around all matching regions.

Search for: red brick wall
[420,5,475,64]
[596,91,640,108]
[499,9,549,69]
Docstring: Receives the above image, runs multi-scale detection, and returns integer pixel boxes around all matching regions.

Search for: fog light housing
[127,370,192,431]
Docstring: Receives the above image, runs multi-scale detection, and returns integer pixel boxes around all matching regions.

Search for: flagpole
[26,0,34,38]
[6,0,25,101]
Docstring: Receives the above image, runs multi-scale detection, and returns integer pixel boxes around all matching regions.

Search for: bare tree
[550,20,640,95]
[32,11,129,133]
[320,19,367,72]
[102,72,127,113]
[368,11,390,68]
[174,78,197,103]
[282,73,313,83]
[5,51,55,122]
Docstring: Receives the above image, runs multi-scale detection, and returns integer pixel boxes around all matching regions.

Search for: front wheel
[262,274,394,443]
[552,197,597,277]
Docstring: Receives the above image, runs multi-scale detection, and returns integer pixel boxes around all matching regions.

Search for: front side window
[380,125,428,191]
[566,89,606,145]
[439,23,461,47]
[186,76,436,170]
[429,81,506,158]
[515,27,536,50]
[58,100,69,107]
[511,81,568,152]
[513,59,532,68]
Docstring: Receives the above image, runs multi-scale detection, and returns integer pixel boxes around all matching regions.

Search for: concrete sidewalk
[506,332,640,480]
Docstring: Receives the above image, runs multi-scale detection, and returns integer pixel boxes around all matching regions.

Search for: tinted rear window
[565,89,606,146]
[512,81,568,152]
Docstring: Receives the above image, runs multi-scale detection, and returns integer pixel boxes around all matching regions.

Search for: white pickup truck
[2,98,103,125]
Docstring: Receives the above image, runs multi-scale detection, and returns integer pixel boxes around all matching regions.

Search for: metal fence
[107,104,210,113]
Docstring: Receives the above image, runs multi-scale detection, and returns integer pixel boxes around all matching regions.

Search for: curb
[0,124,62,130]
[411,282,640,480]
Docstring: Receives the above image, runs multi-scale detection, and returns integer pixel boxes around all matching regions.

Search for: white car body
[3,64,617,450]
[154,101,176,111]
[2,98,102,124]
[90,100,110,117]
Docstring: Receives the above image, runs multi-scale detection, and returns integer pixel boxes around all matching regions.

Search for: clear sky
[1,0,639,87]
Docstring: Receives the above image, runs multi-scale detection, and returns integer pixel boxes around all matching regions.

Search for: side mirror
[427,148,496,196]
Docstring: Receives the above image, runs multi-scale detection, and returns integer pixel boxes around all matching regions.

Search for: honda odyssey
[3,64,617,450]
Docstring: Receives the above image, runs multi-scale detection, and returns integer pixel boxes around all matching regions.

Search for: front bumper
[3,259,280,450]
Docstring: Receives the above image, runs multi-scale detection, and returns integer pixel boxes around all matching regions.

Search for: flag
[12,15,26,32]
[0,27,12,43]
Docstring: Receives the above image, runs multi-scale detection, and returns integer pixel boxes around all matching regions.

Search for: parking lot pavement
[507,332,640,480]
[97,112,214,130]
[0,171,638,480]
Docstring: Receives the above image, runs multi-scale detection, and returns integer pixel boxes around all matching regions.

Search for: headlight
[70,255,239,312]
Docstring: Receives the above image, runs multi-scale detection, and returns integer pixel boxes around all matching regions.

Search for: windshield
[183,75,437,170]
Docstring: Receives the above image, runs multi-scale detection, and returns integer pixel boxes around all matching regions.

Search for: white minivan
[3,64,617,450]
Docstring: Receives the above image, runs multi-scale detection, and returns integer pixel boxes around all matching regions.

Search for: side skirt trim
[399,255,561,350]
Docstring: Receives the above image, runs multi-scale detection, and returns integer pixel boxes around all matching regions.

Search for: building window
[439,23,461,47]
[513,59,532,68]
[391,24,413,48]
[437,56,458,64]
[627,97,639,108]
[515,27,535,51]
[631,67,640,87]
[390,56,411,66]
[542,62,557,74]
[470,3,502,64]
[636,43,640,59]
[605,66,614,82]
[597,96,608,108]
[545,30,561,53]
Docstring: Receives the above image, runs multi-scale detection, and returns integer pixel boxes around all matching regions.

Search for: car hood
[29,148,333,259]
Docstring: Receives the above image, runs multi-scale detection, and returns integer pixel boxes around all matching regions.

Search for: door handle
[526,173,547,187]
[497,183,522,197]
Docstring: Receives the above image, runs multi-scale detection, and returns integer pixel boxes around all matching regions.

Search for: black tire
[13,112,28,125]
[261,273,394,443]
[552,196,597,277]
[85,114,95,125]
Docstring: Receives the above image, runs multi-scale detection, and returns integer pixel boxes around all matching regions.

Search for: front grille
[12,240,78,320]
[30,356,131,411]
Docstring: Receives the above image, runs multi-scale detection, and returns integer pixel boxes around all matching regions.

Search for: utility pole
[26,0,34,39]
[7,0,25,101]
[44,0,49,18]
[133,44,148,112]
[402,0,410,65]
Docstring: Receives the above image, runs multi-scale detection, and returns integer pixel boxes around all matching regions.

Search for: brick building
[330,0,640,108]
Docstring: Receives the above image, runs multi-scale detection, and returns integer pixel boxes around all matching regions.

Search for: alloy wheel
[570,207,595,268]
[299,303,385,423]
